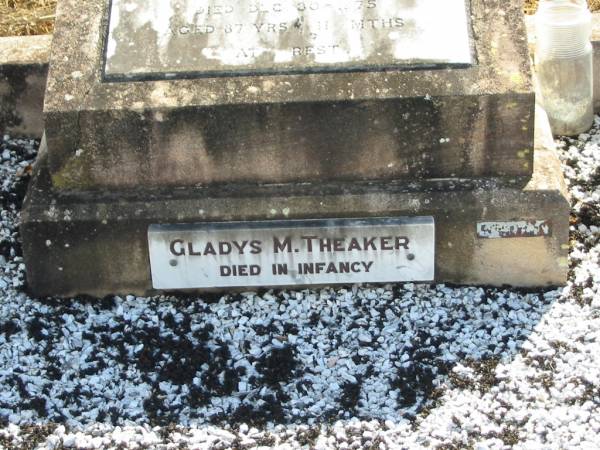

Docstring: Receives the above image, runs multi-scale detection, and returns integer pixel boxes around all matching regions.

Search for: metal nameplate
[477,221,552,239]
[104,0,472,80]
[148,217,435,289]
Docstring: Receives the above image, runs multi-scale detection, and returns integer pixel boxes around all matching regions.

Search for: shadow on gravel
[0,286,559,431]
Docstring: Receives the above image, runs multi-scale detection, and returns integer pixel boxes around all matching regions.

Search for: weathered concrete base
[22,108,570,297]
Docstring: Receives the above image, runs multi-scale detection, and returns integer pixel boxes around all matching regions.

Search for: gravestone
[22,0,570,297]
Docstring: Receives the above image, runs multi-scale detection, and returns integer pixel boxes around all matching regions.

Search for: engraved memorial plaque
[104,0,472,80]
[148,217,435,289]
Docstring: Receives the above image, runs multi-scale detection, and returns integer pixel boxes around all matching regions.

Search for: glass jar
[535,0,594,136]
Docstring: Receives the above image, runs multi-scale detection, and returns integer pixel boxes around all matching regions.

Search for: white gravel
[0,118,599,449]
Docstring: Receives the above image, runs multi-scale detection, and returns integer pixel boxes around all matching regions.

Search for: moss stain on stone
[50,153,94,190]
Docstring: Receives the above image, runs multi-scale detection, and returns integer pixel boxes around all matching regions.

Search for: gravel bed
[0,123,599,449]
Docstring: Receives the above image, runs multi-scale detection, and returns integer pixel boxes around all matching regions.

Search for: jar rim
[536,3,592,26]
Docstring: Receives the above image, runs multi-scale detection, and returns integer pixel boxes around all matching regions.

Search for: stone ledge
[0,35,52,65]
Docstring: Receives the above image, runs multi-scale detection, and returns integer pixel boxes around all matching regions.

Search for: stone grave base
[22,109,570,297]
